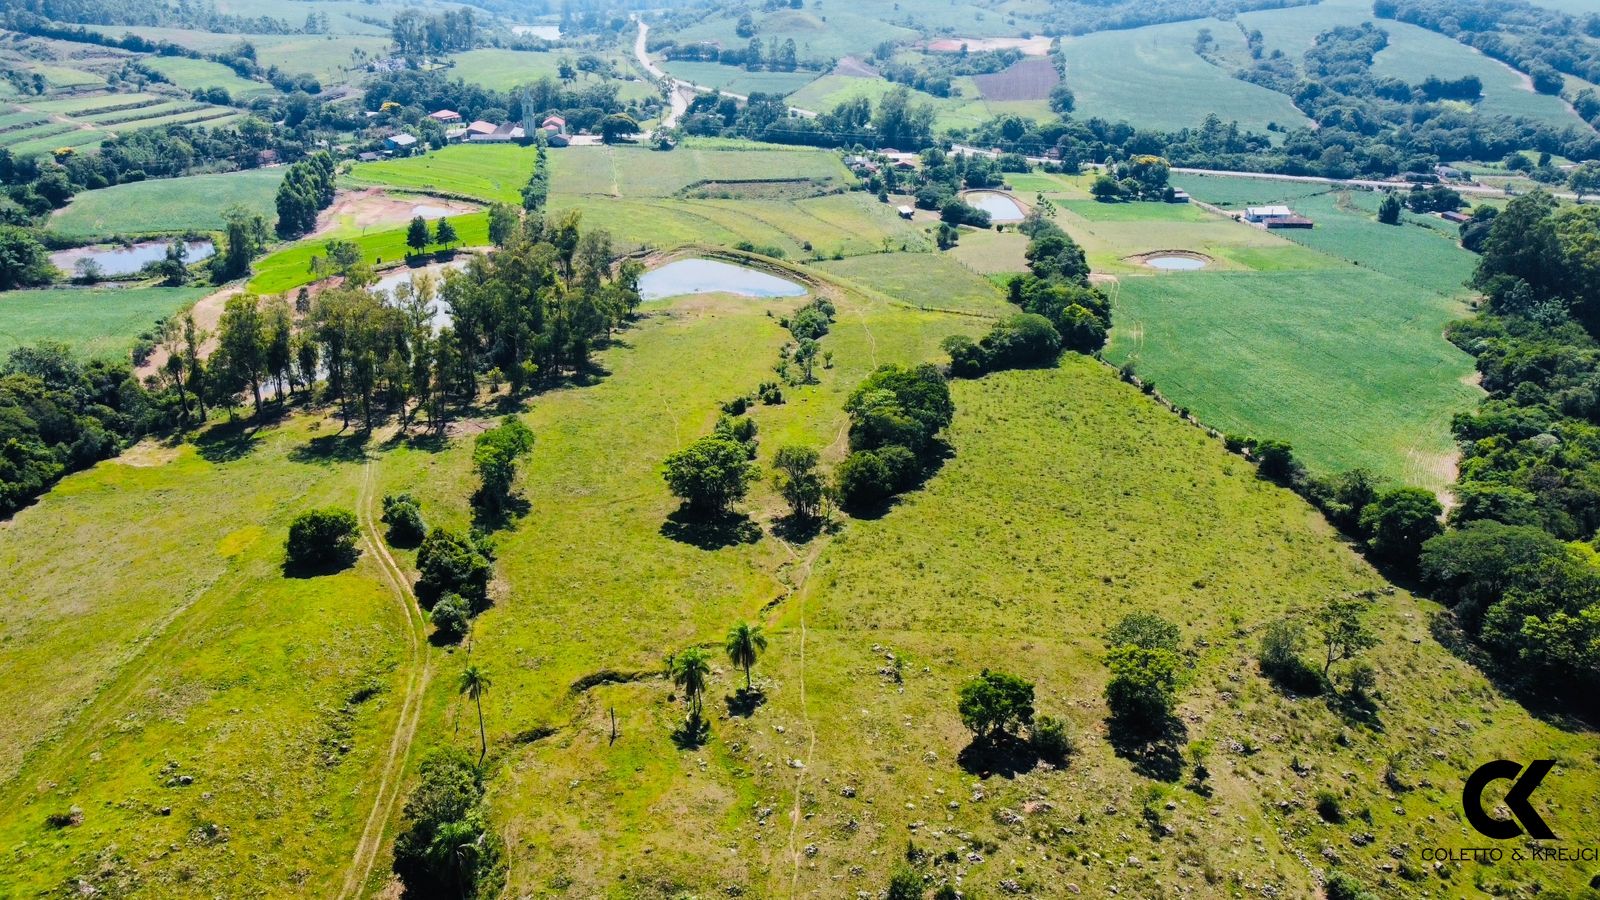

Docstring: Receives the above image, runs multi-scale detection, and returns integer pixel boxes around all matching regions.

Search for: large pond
[1145,255,1208,271]
[639,259,807,302]
[51,239,215,278]
[965,192,1025,223]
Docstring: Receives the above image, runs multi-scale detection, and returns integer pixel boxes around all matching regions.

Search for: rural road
[338,461,433,900]
[949,143,1585,202]
[633,18,817,128]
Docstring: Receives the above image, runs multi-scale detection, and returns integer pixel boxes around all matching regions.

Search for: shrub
[957,669,1035,740]
[1325,871,1376,900]
[885,869,923,900]
[941,333,988,378]
[381,493,427,546]
[416,527,493,607]
[285,507,359,570]
[392,747,505,898]
[431,593,471,643]
[1315,789,1344,823]
[1107,612,1180,651]
[1030,715,1075,763]
[1257,618,1325,695]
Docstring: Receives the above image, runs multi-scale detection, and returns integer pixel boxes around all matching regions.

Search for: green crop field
[547,141,853,198]
[660,61,820,97]
[787,73,1028,130]
[1060,19,1311,133]
[1050,195,1333,273]
[814,251,1016,315]
[50,168,288,237]
[0,286,211,360]
[346,144,538,204]
[142,57,277,97]
[664,6,918,62]
[1106,266,1479,489]
[248,211,490,294]
[84,27,391,84]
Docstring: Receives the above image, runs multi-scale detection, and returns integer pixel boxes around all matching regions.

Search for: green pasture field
[553,193,932,259]
[24,93,167,115]
[1106,266,1479,489]
[442,48,650,99]
[247,211,490,294]
[84,27,391,83]
[1060,19,1310,134]
[660,61,820,97]
[786,73,1019,130]
[814,250,1015,316]
[346,144,537,204]
[76,100,198,125]
[142,57,277,97]
[0,121,77,150]
[945,226,1032,274]
[0,415,414,897]
[50,168,287,237]
[5,128,104,157]
[30,63,107,89]
[0,286,211,360]
[2,216,1596,898]
[546,141,853,198]
[664,6,919,62]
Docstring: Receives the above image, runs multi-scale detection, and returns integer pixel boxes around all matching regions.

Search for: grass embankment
[0,285,211,360]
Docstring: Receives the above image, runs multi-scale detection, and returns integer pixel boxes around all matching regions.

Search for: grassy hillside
[248,211,490,294]
[141,57,277,98]
[1060,19,1311,133]
[49,168,286,237]
[660,61,820,97]
[0,285,211,360]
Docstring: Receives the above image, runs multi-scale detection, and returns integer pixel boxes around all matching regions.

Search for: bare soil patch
[313,188,480,238]
[973,57,1060,101]
[831,56,879,78]
[133,285,239,380]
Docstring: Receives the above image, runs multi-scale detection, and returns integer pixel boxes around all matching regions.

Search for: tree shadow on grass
[288,430,372,465]
[660,508,763,550]
[1429,611,1600,731]
[1106,715,1188,783]
[956,733,1040,779]
[724,688,766,718]
[281,547,360,579]
[471,491,531,533]
[670,713,710,750]
[193,418,262,463]
[770,513,839,544]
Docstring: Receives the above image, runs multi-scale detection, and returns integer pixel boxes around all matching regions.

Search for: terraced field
[0,92,236,156]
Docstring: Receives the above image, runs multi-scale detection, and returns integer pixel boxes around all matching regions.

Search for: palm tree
[724,621,768,692]
[670,647,711,720]
[458,664,492,763]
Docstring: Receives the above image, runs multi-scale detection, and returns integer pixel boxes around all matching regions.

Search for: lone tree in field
[458,663,493,763]
[662,436,759,516]
[1103,611,1182,737]
[670,647,711,722]
[1378,192,1402,225]
[406,215,431,255]
[434,216,458,249]
[957,669,1035,742]
[285,507,359,571]
[1318,597,1378,679]
[724,622,768,692]
[772,445,825,520]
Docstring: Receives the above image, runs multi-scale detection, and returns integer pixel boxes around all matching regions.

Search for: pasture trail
[339,461,433,900]
[771,529,829,897]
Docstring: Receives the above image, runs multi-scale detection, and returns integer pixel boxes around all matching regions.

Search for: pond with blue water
[51,239,215,278]
[1144,255,1208,271]
[638,259,807,301]
[964,192,1025,223]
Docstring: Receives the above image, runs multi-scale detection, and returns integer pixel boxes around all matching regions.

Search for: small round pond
[1145,254,1208,271]
[51,239,215,278]
[639,258,806,302]
[964,191,1025,223]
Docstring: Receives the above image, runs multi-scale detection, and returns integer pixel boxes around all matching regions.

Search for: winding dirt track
[339,461,433,900]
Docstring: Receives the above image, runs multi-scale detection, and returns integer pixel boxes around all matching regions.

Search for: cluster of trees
[390,7,483,59]
[1257,597,1380,704]
[392,747,505,899]
[878,47,1025,99]
[665,620,770,744]
[1027,0,1316,37]
[662,422,761,516]
[0,226,54,288]
[835,363,953,509]
[682,85,936,151]
[406,215,461,256]
[6,0,302,36]
[417,525,496,642]
[659,35,802,72]
[0,343,166,515]
[273,152,336,239]
[1090,154,1173,202]
[1408,191,1600,704]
